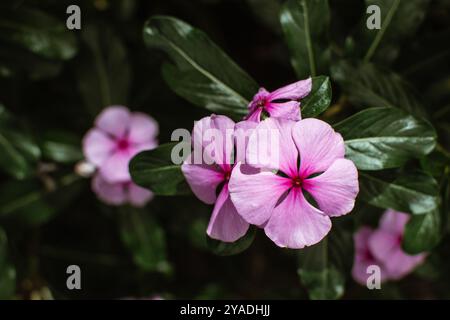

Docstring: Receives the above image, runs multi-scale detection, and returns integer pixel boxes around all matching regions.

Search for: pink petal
[128,182,154,207]
[245,107,263,122]
[292,118,345,177]
[234,120,258,164]
[368,229,399,263]
[99,151,132,183]
[207,184,249,242]
[302,159,359,217]
[379,209,410,234]
[133,141,158,154]
[91,173,127,206]
[383,248,426,280]
[354,226,374,253]
[128,112,159,145]
[228,162,291,226]
[82,128,116,166]
[95,106,131,138]
[266,101,301,121]
[264,188,332,249]
[181,156,224,205]
[247,118,298,177]
[268,78,312,101]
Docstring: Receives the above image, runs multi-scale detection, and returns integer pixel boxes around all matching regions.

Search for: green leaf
[0,6,78,60]
[118,207,171,273]
[0,104,41,179]
[129,142,190,196]
[331,61,427,118]
[301,76,332,117]
[280,0,330,78]
[40,130,83,164]
[75,23,130,115]
[334,107,436,170]
[143,16,259,117]
[298,225,353,300]
[359,171,439,215]
[360,0,430,63]
[0,227,16,299]
[207,226,256,256]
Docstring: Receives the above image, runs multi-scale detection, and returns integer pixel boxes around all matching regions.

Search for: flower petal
[99,151,132,183]
[82,128,116,166]
[268,78,312,101]
[207,184,249,242]
[368,229,399,263]
[95,106,131,138]
[266,101,301,121]
[247,118,298,177]
[245,107,263,122]
[264,188,332,249]
[379,209,410,234]
[128,182,154,207]
[91,173,127,205]
[229,162,291,226]
[181,157,224,204]
[293,118,345,177]
[383,248,426,280]
[234,120,258,164]
[128,112,159,144]
[302,159,359,217]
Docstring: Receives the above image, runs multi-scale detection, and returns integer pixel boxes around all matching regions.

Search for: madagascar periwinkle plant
[0,0,449,300]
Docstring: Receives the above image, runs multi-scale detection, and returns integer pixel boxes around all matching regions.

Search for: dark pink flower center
[223,170,231,182]
[292,176,302,188]
[117,138,130,151]
[256,98,268,108]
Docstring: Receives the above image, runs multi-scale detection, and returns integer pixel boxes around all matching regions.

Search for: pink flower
[181,115,253,242]
[82,106,158,207]
[91,173,153,208]
[228,117,359,249]
[246,78,312,122]
[83,106,158,183]
[352,210,426,285]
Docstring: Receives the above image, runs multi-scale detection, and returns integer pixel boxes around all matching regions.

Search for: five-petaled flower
[181,115,256,242]
[83,106,158,206]
[229,117,359,249]
[246,78,312,122]
[352,210,426,285]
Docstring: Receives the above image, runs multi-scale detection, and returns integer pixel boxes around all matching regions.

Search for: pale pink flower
[83,106,158,183]
[246,78,312,122]
[181,115,254,242]
[229,117,359,249]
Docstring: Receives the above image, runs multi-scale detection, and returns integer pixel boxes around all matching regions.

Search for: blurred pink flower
[83,106,158,183]
[91,173,153,207]
[246,78,311,122]
[352,210,427,285]
[229,117,359,249]
[82,106,158,207]
[181,115,252,242]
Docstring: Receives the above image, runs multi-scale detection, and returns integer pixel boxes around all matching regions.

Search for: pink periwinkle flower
[352,210,427,285]
[181,115,256,242]
[246,78,312,122]
[228,117,359,249]
[83,106,158,206]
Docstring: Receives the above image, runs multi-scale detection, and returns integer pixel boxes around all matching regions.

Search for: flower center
[256,99,267,108]
[292,176,302,188]
[117,138,130,151]
[223,170,231,181]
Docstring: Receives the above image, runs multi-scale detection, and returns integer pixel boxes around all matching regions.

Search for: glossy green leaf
[40,130,83,164]
[75,24,130,115]
[119,208,171,273]
[0,227,16,299]
[359,171,439,215]
[280,0,330,78]
[301,76,332,117]
[129,142,190,196]
[0,6,78,60]
[298,225,353,300]
[335,107,436,170]
[207,226,256,256]
[360,0,430,63]
[331,61,427,118]
[143,16,259,117]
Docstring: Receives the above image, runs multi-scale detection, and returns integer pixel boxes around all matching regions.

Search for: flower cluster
[181,80,360,248]
[352,209,427,284]
[82,106,158,207]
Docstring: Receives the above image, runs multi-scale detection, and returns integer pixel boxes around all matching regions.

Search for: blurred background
[0,0,449,299]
